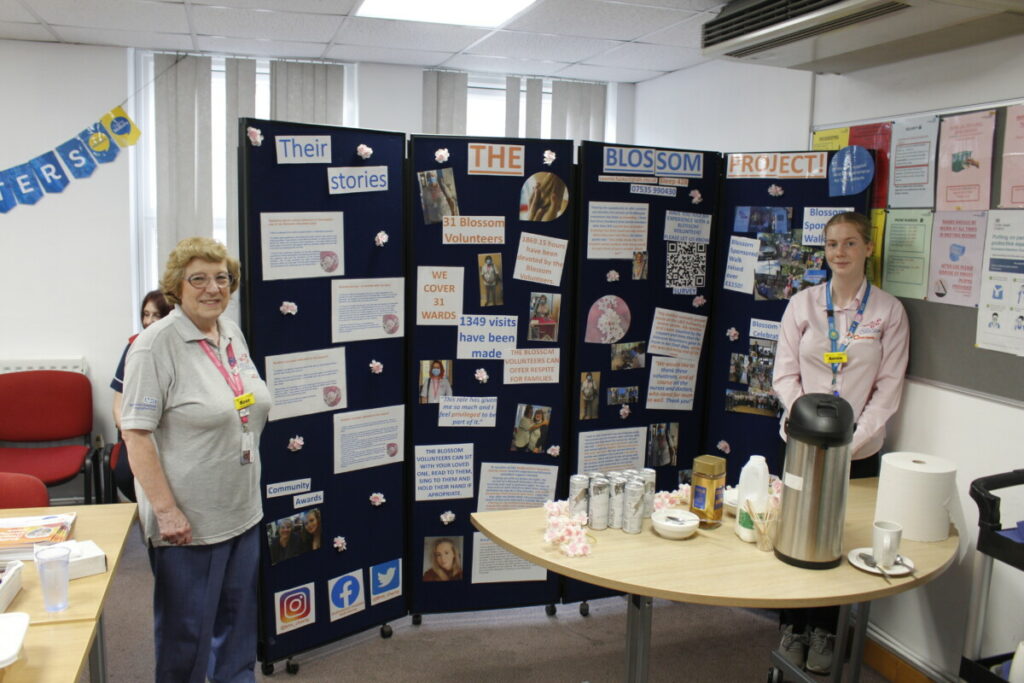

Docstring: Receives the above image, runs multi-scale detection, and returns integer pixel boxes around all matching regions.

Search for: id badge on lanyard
[199,340,256,465]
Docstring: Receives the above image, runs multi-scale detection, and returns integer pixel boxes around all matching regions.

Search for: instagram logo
[279,587,311,623]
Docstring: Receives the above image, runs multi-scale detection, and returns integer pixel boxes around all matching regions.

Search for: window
[466,75,551,139]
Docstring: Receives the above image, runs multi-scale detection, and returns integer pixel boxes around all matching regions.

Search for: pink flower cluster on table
[653,485,691,511]
[374,230,388,247]
[435,148,450,164]
[475,368,489,384]
[369,360,383,374]
[543,500,591,557]
[333,536,347,552]
[440,511,455,525]
[356,144,373,160]
[287,436,304,452]
[246,127,263,147]
[279,301,298,315]
[369,492,386,506]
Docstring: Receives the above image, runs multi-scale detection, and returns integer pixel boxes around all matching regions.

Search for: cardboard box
[0,561,23,613]
[32,540,107,580]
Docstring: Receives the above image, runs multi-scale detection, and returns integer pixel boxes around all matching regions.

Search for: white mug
[873,520,902,569]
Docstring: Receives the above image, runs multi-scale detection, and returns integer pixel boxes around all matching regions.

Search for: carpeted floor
[86,526,889,683]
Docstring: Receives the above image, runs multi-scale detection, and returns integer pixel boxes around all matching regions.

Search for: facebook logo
[328,570,365,622]
[369,558,402,605]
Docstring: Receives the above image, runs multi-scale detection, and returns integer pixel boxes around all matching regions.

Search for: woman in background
[772,212,909,675]
[109,289,172,502]
[419,360,452,404]
[122,237,271,682]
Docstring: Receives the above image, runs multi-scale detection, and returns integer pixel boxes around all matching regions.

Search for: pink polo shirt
[772,279,910,460]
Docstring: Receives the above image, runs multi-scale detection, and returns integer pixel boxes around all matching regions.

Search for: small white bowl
[651,509,700,540]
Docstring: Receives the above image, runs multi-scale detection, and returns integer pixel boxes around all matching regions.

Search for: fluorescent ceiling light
[355,0,538,28]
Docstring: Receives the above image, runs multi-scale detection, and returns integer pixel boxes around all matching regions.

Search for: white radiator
[0,357,89,374]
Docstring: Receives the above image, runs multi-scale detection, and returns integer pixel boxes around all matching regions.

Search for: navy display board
[564,142,722,603]
[406,136,574,614]
[702,150,871,484]
[238,118,407,664]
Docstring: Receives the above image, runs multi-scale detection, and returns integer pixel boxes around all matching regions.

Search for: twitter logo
[370,559,401,596]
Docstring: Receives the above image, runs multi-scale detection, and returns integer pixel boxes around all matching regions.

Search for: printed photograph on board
[610,341,646,370]
[754,230,826,301]
[510,403,552,453]
[422,536,464,582]
[477,253,504,307]
[527,292,561,342]
[607,386,640,405]
[632,250,649,280]
[584,295,631,344]
[724,389,780,417]
[265,508,323,565]
[417,168,460,224]
[646,422,679,467]
[418,359,454,404]
[733,206,792,233]
[520,172,569,221]
[579,371,601,420]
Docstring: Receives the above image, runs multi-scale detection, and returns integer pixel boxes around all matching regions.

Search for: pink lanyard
[198,339,248,427]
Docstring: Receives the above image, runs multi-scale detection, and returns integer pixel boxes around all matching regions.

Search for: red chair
[0,472,50,508]
[0,370,97,504]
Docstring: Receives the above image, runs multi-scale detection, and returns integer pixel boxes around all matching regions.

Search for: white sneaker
[778,624,807,669]
[805,626,835,674]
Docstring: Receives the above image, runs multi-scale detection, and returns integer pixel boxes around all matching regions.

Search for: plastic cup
[35,545,71,612]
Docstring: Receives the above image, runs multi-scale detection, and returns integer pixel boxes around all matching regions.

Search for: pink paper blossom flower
[689,189,702,204]
[692,295,706,308]
[369,360,383,374]
[435,148,450,164]
[440,510,455,525]
[726,327,740,342]
[619,405,631,419]
[246,126,263,146]
[333,536,347,552]
[606,270,620,282]
[374,230,389,247]
[474,368,489,383]
[543,499,592,557]
[369,492,386,506]
[287,435,304,452]
[279,301,298,315]
[654,485,690,511]
[768,184,784,197]
[356,143,373,160]
[543,150,556,166]
[547,445,560,457]
[717,439,731,454]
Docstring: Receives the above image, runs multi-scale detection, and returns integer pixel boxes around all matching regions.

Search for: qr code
[666,241,706,289]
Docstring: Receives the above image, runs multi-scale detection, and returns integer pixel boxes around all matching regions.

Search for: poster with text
[926,211,986,306]
[331,277,404,343]
[471,532,546,584]
[333,404,404,474]
[577,426,647,474]
[266,347,347,421]
[477,463,558,512]
[999,103,1024,209]
[882,209,933,300]
[936,110,995,211]
[260,211,344,280]
[975,211,1024,356]
[889,115,938,209]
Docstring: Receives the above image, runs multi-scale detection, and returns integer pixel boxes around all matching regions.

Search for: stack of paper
[0,513,76,561]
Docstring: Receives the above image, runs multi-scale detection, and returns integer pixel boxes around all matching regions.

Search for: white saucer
[847,547,914,576]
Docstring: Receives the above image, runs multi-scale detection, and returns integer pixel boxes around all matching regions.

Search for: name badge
[241,430,255,465]
[823,352,848,365]
[234,392,256,411]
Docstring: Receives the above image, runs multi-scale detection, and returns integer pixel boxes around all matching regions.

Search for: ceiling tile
[553,63,667,83]
[194,35,328,58]
[585,41,703,71]
[608,0,724,10]
[55,25,194,50]
[333,17,488,52]
[467,30,622,62]
[0,21,54,41]
[325,44,452,67]
[444,54,570,77]
[189,0,358,13]
[27,0,190,33]
[0,0,35,22]
[190,5,343,43]
[505,0,689,41]
[640,12,712,47]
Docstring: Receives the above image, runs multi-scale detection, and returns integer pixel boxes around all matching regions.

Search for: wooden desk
[2,504,138,682]
[472,479,958,683]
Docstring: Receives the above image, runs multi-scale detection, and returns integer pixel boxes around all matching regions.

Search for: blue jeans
[148,524,259,682]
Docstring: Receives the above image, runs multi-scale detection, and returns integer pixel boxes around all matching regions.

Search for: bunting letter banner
[78,123,119,163]
[101,106,141,147]
[56,137,98,179]
[2,163,44,205]
[30,151,70,193]
[0,175,17,213]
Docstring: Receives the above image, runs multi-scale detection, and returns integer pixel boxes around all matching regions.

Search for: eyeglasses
[185,272,234,289]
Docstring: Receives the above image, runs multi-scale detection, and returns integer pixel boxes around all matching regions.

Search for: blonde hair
[160,237,241,305]
[824,212,873,245]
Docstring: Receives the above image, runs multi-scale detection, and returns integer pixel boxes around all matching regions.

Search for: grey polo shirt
[122,308,271,546]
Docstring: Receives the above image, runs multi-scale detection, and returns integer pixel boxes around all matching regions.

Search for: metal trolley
[960,469,1024,682]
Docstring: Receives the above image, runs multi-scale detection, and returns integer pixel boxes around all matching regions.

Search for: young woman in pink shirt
[772,211,910,674]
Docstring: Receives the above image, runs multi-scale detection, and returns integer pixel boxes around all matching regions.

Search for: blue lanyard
[824,280,871,396]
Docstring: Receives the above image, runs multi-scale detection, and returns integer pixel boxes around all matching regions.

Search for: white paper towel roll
[874,451,957,542]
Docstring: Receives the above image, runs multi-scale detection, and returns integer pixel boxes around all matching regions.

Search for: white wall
[0,40,132,446]
[634,59,813,152]
[636,38,1024,680]
[355,62,424,135]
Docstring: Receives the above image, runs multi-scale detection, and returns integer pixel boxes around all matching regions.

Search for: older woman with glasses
[122,237,271,682]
